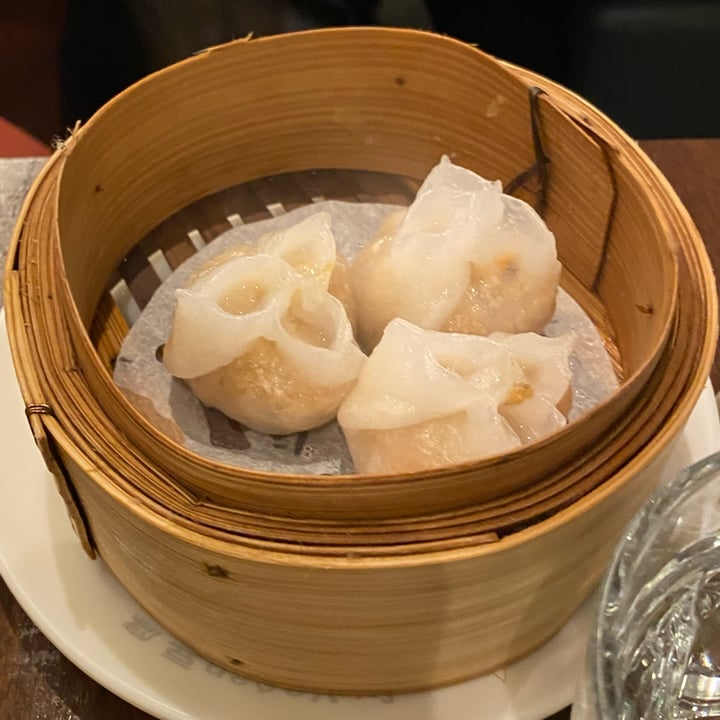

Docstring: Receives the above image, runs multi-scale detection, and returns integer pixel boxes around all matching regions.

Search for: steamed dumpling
[350,156,562,351]
[163,212,365,434]
[337,318,573,474]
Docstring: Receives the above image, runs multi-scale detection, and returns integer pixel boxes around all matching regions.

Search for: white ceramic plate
[1,311,719,720]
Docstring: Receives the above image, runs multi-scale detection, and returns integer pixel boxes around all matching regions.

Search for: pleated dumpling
[337,318,573,474]
[163,212,365,435]
[350,156,562,351]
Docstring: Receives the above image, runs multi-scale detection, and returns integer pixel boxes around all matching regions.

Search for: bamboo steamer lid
[4,28,716,692]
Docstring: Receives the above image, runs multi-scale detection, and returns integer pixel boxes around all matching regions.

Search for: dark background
[2,0,720,145]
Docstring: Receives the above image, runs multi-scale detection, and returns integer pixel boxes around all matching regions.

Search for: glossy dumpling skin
[163,212,365,435]
[350,156,562,352]
[337,318,573,474]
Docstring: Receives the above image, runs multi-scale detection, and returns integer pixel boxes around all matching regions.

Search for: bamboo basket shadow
[4,28,717,693]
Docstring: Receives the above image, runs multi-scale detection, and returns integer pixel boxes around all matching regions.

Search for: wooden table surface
[1,138,719,720]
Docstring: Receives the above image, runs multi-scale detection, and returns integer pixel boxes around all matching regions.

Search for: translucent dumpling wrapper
[337,318,574,474]
[350,156,562,351]
[187,212,357,329]
[163,212,366,435]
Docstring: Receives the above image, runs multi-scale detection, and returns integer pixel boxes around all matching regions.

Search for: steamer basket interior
[45,28,686,528]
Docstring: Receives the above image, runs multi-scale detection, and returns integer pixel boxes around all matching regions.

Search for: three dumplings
[163,157,574,471]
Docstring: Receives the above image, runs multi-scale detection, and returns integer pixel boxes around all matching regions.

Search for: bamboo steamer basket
[4,28,717,693]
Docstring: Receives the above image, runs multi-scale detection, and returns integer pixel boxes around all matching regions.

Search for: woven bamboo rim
[4,28,717,692]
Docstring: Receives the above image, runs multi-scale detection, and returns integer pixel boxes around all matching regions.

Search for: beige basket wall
[4,28,717,693]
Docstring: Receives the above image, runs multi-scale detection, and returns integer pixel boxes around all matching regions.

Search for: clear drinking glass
[572,452,720,719]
